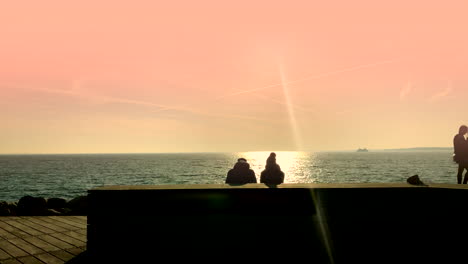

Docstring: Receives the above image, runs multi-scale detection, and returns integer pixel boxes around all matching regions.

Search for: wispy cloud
[3,82,173,109]
[399,81,413,101]
[75,58,399,121]
[2,82,278,124]
[428,81,453,102]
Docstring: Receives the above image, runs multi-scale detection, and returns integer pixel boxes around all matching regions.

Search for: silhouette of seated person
[225,158,257,184]
[260,152,285,185]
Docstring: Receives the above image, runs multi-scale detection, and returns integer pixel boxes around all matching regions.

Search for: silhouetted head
[234,158,249,170]
[266,152,276,166]
[459,125,468,135]
[266,153,280,171]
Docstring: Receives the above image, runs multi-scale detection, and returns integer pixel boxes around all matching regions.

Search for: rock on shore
[0,195,87,216]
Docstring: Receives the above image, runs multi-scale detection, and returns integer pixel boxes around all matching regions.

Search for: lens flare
[278,62,303,151]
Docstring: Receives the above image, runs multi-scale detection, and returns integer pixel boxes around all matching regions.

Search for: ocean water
[0,151,457,201]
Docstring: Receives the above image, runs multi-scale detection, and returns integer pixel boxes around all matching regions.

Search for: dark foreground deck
[88,183,468,263]
[0,216,86,264]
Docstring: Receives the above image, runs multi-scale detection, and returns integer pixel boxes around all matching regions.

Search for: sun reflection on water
[239,151,316,183]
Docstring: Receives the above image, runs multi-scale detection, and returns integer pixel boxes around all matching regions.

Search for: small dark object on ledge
[407,175,426,186]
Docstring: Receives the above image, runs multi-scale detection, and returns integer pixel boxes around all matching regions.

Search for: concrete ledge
[87,183,468,263]
[89,182,468,190]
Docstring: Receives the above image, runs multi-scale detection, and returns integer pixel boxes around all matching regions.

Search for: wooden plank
[74,229,86,236]
[4,221,44,236]
[48,217,86,229]
[0,247,12,260]
[25,218,67,233]
[63,231,86,243]
[62,216,87,225]
[16,219,56,234]
[8,238,44,255]
[71,216,87,223]
[48,233,85,248]
[35,253,64,264]
[65,247,84,256]
[2,258,23,264]
[22,237,60,252]
[0,240,28,258]
[37,218,77,231]
[0,222,29,238]
[17,256,45,264]
[49,250,74,262]
[36,235,74,250]
[0,227,18,240]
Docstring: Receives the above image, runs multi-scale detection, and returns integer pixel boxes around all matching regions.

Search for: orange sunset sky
[1,0,468,153]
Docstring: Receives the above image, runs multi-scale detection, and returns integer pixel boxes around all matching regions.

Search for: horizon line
[0,147,453,155]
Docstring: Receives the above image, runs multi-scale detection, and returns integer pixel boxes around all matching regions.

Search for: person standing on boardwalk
[260,152,285,185]
[453,125,468,184]
[225,158,257,184]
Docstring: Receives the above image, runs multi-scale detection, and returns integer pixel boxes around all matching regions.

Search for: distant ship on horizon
[357,148,369,152]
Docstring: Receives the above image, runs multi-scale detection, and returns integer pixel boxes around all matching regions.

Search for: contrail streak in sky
[2,58,398,125]
[3,83,175,109]
[3,83,276,123]
[216,59,397,99]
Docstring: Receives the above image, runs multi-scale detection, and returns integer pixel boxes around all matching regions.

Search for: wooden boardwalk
[0,216,86,264]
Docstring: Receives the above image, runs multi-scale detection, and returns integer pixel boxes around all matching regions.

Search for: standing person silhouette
[260,152,285,185]
[225,158,257,184]
[453,125,468,184]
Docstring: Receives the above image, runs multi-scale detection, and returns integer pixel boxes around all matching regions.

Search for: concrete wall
[87,183,468,263]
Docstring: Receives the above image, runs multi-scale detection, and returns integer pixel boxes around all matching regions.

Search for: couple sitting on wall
[454,125,468,184]
[225,152,285,185]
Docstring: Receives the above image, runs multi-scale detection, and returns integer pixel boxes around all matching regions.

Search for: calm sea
[0,151,457,201]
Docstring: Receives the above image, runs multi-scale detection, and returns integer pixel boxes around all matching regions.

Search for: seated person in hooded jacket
[225,158,257,184]
[260,152,285,185]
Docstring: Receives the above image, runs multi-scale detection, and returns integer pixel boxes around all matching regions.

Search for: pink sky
[1,0,468,153]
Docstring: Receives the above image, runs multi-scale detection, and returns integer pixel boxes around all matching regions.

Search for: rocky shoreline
[0,195,87,216]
